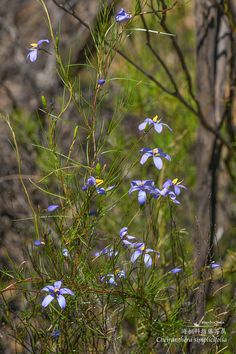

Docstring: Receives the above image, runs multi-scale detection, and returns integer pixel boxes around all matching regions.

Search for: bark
[193,0,234,327]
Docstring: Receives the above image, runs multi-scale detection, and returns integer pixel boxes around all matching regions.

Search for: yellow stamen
[95,178,104,186]
[30,43,38,47]
[140,245,145,251]
[152,115,159,123]
[114,268,120,275]
[152,148,159,155]
[172,178,178,185]
[54,288,60,296]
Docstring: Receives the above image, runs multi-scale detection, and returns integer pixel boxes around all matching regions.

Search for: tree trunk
[194,0,234,324]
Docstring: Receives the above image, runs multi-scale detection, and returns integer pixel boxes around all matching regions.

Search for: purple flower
[96,186,115,195]
[209,262,221,269]
[130,242,160,268]
[140,148,171,170]
[82,176,99,190]
[129,180,156,205]
[47,204,59,212]
[162,178,187,196]
[51,329,61,339]
[98,79,106,85]
[62,248,69,257]
[34,240,45,246]
[89,210,98,217]
[119,227,136,247]
[41,281,74,310]
[27,39,49,62]
[160,178,187,204]
[100,269,126,286]
[82,177,114,195]
[138,115,172,134]
[115,8,132,23]
[170,267,182,274]
[94,247,118,258]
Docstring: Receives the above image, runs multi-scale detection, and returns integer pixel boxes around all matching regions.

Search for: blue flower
[100,269,126,286]
[27,39,49,62]
[82,177,114,195]
[47,204,59,212]
[130,242,160,268]
[51,329,61,339]
[170,267,182,274]
[89,210,98,217]
[129,180,156,205]
[82,176,99,190]
[98,79,106,85]
[94,247,118,258]
[62,248,69,257]
[119,227,136,247]
[160,178,187,204]
[138,115,172,134]
[34,240,45,246]
[41,281,74,310]
[140,148,171,170]
[209,262,221,269]
[162,178,187,196]
[115,8,132,23]
[96,186,115,195]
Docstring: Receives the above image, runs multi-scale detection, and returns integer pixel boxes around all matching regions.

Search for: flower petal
[174,186,181,195]
[154,123,163,133]
[37,39,49,46]
[47,204,59,212]
[170,267,182,274]
[120,227,128,238]
[163,179,172,189]
[138,122,148,131]
[54,281,62,289]
[27,49,38,62]
[162,123,172,131]
[57,295,66,309]
[131,250,142,263]
[138,190,146,205]
[41,285,54,292]
[129,185,140,194]
[60,288,74,296]
[87,176,96,186]
[42,294,54,307]
[144,254,152,268]
[164,153,171,161]
[153,156,163,170]
[140,153,151,165]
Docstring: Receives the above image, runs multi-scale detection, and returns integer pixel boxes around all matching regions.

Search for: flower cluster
[82,176,114,195]
[94,247,118,258]
[130,242,160,268]
[100,269,126,285]
[119,227,160,268]
[127,114,187,205]
[160,178,187,204]
[129,178,186,206]
[129,180,158,205]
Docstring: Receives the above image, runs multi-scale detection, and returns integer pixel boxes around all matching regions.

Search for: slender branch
[51,0,90,30]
